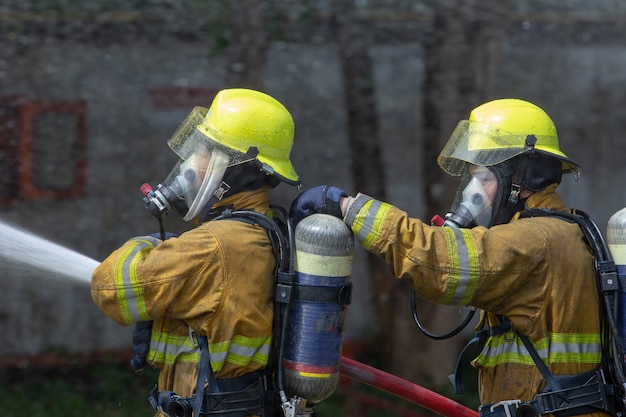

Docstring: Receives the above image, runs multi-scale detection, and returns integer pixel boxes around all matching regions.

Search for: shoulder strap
[214,207,291,274]
[516,329,563,392]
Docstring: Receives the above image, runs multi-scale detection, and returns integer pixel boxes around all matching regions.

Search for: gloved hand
[290,185,348,225]
[148,232,178,240]
[130,320,153,372]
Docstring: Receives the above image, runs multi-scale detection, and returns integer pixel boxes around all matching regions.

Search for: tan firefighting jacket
[91,188,276,398]
[344,184,610,417]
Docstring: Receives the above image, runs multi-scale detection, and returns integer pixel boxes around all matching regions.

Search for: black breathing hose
[410,289,476,340]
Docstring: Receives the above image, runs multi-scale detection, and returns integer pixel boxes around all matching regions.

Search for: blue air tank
[283,213,354,404]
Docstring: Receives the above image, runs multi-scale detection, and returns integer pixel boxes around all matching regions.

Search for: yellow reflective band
[114,238,155,324]
[352,199,392,250]
[474,332,602,368]
[208,335,272,372]
[294,251,353,277]
[148,330,200,365]
[441,227,480,305]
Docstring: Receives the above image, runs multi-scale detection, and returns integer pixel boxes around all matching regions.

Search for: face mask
[182,149,229,222]
[140,118,257,222]
[444,166,496,228]
[170,156,204,205]
[141,149,229,221]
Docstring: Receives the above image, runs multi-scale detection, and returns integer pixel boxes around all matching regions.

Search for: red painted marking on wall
[18,100,87,199]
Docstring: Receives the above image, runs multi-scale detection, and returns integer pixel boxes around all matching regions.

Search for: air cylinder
[608,206,626,347]
[283,213,354,404]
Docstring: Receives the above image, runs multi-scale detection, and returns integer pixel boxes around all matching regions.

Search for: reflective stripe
[148,330,200,365]
[209,335,272,372]
[114,237,158,323]
[148,329,271,370]
[442,226,480,305]
[352,199,480,306]
[353,199,391,250]
[474,332,602,368]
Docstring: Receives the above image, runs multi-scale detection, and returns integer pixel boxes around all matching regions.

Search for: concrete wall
[1,1,626,359]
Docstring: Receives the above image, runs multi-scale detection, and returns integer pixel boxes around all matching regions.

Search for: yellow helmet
[437,98,579,176]
[159,89,300,222]
[195,88,300,185]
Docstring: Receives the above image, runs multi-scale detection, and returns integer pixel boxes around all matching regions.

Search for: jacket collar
[198,188,271,223]
[510,183,567,222]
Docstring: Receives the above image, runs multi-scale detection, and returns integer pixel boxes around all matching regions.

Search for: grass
[0,358,159,417]
[0,355,478,417]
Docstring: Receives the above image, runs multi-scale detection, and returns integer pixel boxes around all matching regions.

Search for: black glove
[130,320,153,371]
[290,185,347,225]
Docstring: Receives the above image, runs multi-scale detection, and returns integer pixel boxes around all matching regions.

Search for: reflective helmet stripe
[474,332,602,368]
[114,236,159,324]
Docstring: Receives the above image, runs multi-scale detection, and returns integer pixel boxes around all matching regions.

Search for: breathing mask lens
[164,150,211,207]
[445,166,497,228]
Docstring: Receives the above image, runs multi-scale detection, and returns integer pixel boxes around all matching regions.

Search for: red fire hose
[340,356,479,417]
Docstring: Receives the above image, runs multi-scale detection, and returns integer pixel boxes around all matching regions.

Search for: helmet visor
[161,107,256,221]
[166,106,256,167]
[437,120,533,176]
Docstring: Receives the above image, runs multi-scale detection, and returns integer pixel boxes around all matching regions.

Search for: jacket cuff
[344,193,373,227]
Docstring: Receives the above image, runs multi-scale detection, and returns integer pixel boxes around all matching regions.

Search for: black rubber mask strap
[508,135,537,204]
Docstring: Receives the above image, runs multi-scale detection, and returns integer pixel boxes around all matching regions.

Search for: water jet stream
[0,220,99,285]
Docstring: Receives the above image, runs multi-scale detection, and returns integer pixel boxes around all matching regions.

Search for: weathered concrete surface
[1,3,626,364]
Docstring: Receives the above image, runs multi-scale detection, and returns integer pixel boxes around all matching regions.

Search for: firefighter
[290,98,613,417]
[91,88,300,417]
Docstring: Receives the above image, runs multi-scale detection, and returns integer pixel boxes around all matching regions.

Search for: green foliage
[0,354,478,417]
[0,359,159,417]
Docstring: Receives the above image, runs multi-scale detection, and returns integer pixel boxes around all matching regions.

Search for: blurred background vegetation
[0,354,478,417]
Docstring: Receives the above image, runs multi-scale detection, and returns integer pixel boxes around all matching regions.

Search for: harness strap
[150,371,266,417]
[291,282,353,306]
[449,319,511,394]
[195,335,220,416]
[515,330,563,394]
[479,369,610,417]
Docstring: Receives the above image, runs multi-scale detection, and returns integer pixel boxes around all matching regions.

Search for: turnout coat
[343,183,609,417]
[91,189,276,398]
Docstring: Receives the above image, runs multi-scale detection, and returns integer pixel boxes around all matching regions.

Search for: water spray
[0,219,99,286]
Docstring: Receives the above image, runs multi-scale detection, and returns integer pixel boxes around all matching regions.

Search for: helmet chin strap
[195,147,260,222]
[508,135,537,205]
[197,181,233,223]
[212,181,231,201]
